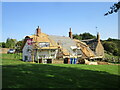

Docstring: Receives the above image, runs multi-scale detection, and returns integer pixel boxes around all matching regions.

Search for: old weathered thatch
[74,39,95,58]
[81,33,104,58]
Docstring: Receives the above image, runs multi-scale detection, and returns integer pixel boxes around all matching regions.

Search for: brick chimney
[36,26,41,36]
[97,32,100,41]
[69,28,73,39]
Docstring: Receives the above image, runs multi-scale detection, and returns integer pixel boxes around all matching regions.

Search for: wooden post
[35,49,38,63]
[37,49,39,64]
[68,58,70,64]
[32,49,35,63]
[42,58,43,64]
[38,59,39,64]
[52,59,53,64]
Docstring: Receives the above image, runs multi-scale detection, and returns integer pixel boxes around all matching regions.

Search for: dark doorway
[38,59,42,63]
[24,56,28,61]
[64,58,68,64]
[47,59,52,63]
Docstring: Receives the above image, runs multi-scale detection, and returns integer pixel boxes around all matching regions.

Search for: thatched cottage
[22,26,104,64]
[81,32,104,59]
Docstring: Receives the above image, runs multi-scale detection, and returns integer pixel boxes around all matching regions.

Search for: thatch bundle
[84,59,98,65]
[97,61,109,65]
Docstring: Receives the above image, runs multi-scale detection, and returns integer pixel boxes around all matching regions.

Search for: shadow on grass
[2,63,120,88]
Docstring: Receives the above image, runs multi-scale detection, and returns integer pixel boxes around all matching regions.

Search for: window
[24,56,28,60]
[77,49,81,55]
[38,42,50,47]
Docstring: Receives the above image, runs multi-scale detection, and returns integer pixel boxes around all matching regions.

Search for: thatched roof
[22,32,59,50]
[81,39,98,51]
[74,39,95,58]
[28,33,58,47]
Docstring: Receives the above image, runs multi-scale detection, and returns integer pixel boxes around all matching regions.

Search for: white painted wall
[22,42,33,61]
[22,42,58,62]
[37,49,58,59]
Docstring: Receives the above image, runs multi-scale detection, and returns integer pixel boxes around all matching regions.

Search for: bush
[103,41,119,56]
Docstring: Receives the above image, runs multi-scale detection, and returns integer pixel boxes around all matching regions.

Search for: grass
[1,53,22,60]
[2,54,120,88]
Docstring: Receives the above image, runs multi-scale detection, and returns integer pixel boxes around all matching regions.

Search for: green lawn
[2,54,120,88]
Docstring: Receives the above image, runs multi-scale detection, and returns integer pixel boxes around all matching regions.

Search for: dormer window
[38,42,50,48]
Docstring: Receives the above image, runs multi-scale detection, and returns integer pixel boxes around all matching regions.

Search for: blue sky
[2,2,118,42]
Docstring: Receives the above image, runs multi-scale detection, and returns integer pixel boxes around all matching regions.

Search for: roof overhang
[38,46,58,50]
[90,56,103,59]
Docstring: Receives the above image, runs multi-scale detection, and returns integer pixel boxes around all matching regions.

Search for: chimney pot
[97,32,100,41]
[69,28,73,39]
[36,26,41,36]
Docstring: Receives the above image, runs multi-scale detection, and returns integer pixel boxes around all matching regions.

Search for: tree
[73,32,96,40]
[103,41,119,56]
[5,38,17,48]
[113,48,119,56]
[15,40,24,52]
[107,38,113,41]
[104,1,120,16]
[0,43,2,48]
[16,40,23,47]
[80,32,96,40]
[2,42,6,48]
[107,38,120,41]
[73,34,82,40]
